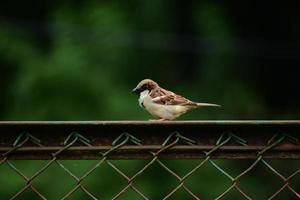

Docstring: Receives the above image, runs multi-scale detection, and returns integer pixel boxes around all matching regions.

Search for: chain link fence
[0,121,299,199]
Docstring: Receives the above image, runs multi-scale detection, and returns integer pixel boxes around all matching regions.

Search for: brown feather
[150,87,198,106]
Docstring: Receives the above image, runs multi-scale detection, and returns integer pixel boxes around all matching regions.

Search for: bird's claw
[148,118,168,122]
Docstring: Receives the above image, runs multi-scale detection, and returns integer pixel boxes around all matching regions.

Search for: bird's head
[131,79,158,94]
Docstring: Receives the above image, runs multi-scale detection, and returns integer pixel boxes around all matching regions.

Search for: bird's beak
[131,87,138,94]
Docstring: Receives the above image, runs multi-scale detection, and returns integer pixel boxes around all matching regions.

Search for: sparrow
[131,79,221,121]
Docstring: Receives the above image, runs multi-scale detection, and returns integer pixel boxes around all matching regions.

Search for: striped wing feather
[149,88,197,106]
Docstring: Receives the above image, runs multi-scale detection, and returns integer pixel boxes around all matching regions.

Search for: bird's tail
[196,102,221,107]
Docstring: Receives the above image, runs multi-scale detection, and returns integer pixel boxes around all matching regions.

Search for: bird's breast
[143,98,189,120]
[138,90,150,108]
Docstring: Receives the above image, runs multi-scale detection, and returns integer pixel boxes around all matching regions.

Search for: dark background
[0,1,299,199]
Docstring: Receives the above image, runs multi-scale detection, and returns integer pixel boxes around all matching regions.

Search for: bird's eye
[142,84,150,91]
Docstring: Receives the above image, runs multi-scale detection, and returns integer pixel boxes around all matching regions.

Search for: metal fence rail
[0,121,299,199]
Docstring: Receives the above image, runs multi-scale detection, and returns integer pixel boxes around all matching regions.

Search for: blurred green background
[0,0,299,199]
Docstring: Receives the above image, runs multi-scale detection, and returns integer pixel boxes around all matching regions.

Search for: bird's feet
[148,118,168,122]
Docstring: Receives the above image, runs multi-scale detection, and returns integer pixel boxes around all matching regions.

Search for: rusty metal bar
[0,120,299,159]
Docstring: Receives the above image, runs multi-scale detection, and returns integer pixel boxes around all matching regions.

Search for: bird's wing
[150,88,197,106]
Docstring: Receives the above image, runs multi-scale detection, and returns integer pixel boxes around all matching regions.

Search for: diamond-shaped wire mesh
[0,124,299,199]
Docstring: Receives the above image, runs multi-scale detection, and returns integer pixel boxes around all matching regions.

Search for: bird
[131,79,221,121]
